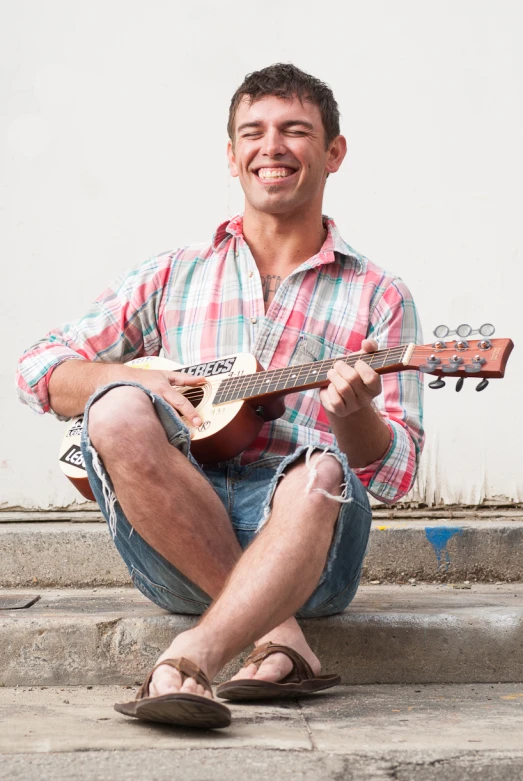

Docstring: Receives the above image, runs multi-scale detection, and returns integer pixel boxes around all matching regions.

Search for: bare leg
[89,387,342,698]
[149,450,343,696]
[88,387,242,596]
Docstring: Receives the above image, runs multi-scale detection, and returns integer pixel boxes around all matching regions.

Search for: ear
[325,135,347,175]
[227,140,239,178]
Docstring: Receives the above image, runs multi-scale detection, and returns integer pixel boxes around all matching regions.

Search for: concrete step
[1,683,523,773]
[1,584,522,687]
[1,519,523,588]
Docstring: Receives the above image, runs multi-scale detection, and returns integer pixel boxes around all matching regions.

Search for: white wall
[1,0,521,508]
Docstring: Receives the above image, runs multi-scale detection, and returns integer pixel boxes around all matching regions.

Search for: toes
[180,678,213,698]
[148,667,183,697]
[180,678,204,696]
[230,663,258,681]
[148,671,212,699]
[252,654,293,683]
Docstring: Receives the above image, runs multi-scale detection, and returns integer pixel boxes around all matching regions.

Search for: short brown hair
[228,63,340,148]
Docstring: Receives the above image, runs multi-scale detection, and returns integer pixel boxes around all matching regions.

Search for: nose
[261,127,286,159]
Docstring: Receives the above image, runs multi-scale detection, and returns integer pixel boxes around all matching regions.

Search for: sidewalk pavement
[1,683,522,780]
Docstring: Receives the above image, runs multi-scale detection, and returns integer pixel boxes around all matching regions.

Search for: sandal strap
[136,657,213,700]
[243,642,315,683]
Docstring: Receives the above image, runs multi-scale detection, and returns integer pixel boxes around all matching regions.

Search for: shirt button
[251,317,257,325]
[249,271,254,278]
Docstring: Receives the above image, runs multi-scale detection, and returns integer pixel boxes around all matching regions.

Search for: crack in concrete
[296,699,318,752]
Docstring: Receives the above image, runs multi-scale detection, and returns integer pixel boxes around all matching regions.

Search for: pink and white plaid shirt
[16,215,424,503]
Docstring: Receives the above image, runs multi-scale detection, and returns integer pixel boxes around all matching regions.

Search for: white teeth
[257,168,294,180]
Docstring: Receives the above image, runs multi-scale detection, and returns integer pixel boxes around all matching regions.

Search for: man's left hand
[319,338,381,418]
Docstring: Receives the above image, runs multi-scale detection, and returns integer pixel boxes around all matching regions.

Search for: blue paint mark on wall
[425,527,464,571]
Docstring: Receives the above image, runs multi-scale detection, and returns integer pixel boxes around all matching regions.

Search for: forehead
[234,94,323,130]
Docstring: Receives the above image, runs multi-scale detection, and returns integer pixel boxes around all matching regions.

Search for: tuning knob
[455,377,464,392]
[476,379,489,392]
[429,378,446,389]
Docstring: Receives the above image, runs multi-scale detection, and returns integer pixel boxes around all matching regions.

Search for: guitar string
[167,343,489,390]
[181,347,488,402]
[172,346,408,389]
[214,347,409,402]
[182,347,408,398]
[170,343,495,403]
[180,345,478,403]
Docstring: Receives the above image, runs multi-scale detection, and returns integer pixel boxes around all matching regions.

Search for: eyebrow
[237,120,315,133]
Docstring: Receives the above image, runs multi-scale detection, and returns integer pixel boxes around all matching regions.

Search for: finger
[331,360,360,384]
[354,359,382,397]
[163,387,203,426]
[328,362,380,410]
[320,384,347,416]
[163,371,207,386]
[332,360,380,398]
[328,364,359,399]
[361,338,379,353]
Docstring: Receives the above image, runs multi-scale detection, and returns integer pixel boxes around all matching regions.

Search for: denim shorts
[80,382,373,618]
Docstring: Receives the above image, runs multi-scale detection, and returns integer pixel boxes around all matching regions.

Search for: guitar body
[59,353,279,502]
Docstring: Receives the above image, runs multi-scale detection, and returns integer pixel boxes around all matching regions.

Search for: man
[17,63,424,728]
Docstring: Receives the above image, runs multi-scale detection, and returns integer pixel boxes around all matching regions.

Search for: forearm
[48,360,143,418]
[326,404,392,469]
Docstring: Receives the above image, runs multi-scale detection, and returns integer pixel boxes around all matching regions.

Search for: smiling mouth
[254,166,298,181]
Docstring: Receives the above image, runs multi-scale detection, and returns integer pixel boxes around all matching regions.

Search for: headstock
[405,324,514,392]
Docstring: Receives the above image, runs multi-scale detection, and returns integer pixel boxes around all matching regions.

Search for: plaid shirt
[16,215,424,503]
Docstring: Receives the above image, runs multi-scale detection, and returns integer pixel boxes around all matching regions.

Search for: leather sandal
[216,642,341,701]
[114,657,231,728]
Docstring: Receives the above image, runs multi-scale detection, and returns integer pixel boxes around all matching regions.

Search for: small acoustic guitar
[59,337,513,501]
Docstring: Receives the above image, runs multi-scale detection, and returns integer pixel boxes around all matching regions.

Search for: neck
[214,344,410,405]
[242,203,326,272]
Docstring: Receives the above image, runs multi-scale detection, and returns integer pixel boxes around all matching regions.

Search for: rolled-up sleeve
[352,278,424,504]
[16,251,175,416]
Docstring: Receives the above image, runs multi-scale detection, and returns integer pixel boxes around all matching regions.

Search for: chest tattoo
[260,274,282,303]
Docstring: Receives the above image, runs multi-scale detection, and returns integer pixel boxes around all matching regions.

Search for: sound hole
[182,386,205,408]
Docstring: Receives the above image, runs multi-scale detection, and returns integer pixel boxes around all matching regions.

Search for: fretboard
[213,345,409,405]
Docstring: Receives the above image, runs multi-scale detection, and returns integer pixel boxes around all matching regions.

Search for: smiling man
[17,63,424,729]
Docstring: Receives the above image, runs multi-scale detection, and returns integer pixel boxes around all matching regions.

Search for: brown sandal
[216,642,341,701]
[114,657,231,728]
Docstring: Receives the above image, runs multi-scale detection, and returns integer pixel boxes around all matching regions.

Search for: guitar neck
[213,344,414,405]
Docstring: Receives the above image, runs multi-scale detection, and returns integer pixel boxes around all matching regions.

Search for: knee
[295,452,345,500]
[273,452,345,516]
[88,386,158,454]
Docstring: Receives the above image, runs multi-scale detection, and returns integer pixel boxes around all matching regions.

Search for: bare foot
[146,627,222,699]
[229,616,321,683]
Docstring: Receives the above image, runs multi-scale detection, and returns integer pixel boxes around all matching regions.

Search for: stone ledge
[1,521,523,587]
[1,584,522,686]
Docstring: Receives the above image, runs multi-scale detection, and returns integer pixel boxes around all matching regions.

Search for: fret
[232,371,250,402]
[213,345,408,405]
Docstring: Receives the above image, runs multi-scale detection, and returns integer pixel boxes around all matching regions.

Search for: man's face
[227,95,346,217]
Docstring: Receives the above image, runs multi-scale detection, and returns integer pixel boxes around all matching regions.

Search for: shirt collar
[212,214,364,273]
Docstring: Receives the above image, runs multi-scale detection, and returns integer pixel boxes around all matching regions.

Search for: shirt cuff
[17,351,87,420]
[352,418,418,505]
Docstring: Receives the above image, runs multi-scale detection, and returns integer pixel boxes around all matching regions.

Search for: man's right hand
[119,368,206,427]
[48,360,206,424]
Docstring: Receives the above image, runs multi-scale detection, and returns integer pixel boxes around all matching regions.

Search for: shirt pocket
[291,332,348,365]
[285,333,349,429]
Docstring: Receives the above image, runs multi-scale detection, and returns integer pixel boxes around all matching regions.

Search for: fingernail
[193,416,202,426]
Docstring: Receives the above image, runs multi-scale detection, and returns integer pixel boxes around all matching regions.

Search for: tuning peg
[455,377,464,392]
[476,379,489,392]
[429,378,446,389]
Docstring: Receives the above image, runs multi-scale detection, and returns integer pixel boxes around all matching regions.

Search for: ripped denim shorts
[80,382,373,618]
